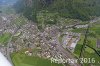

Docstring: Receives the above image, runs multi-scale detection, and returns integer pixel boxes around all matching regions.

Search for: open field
[11,51,63,66]
[74,23,100,66]
[74,35,85,57]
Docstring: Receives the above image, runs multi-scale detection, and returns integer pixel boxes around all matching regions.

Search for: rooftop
[97,39,100,48]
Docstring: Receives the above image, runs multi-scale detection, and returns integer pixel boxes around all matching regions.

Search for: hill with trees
[14,0,100,23]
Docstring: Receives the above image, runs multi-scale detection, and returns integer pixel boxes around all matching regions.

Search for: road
[56,34,81,66]
[4,15,21,66]
[42,32,81,66]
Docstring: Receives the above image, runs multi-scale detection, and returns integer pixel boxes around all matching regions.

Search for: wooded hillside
[14,0,100,21]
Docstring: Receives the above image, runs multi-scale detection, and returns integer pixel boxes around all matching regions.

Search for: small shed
[97,39,100,48]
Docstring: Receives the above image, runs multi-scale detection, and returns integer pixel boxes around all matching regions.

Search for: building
[0,52,12,66]
[97,39,100,48]
[62,32,80,52]
[75,24,88,28]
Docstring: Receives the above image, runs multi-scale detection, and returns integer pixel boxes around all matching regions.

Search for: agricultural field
[74,23,100,66]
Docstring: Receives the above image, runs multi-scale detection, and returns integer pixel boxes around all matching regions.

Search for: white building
[62,32,80,52]
[0,52,12,66]
[75,24,88,28]
[2,16,7,21]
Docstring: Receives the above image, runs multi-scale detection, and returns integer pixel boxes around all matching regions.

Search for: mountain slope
[14,0,100,21]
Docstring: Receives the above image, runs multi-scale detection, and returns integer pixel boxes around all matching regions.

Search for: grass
[71,28,86,33]
[74,35,85,57]
[74,23,100,66]
[85,47,94,53]
[74,44,82,57]
[87,37,97,48]
[0,33,11,45]
[74,23,100,55]
[74,35,100,66]
[88,24,100,50]
[83,50,100,66]
[37,11,58,29]
[90,24,100,38]
[11,51,63,66]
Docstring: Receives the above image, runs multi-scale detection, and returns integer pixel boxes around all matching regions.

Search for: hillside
[14,0,100,21]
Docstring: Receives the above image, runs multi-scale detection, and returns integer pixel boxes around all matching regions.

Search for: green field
[83,49,100,66]
[89,23,100,50]
[74,23,100,56]
[74,35,100,66]
[71,28,86,33]
[74,23,100,66]
[90,24,100,38]
[74,35,85,57]
[0,33,11,45]
[11,51,63,66]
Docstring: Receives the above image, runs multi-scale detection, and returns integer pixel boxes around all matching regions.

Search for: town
[0,0,100,66]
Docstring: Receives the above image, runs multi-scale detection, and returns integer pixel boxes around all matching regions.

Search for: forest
[14,0,100,22]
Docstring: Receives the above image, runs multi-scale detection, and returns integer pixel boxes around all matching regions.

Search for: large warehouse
[0,52,12,66]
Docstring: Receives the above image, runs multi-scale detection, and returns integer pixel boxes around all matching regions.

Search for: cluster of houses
[62,32,81,52]
[25,48,33,56]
